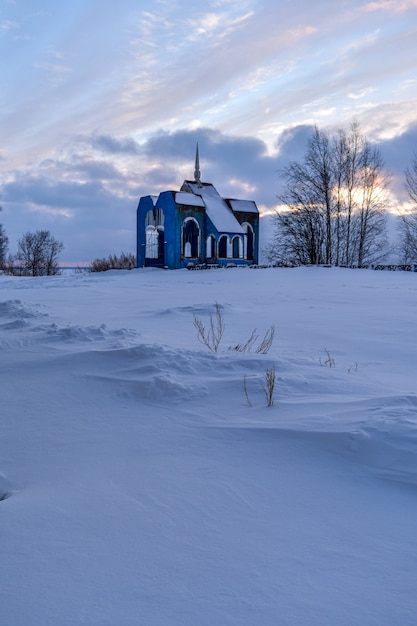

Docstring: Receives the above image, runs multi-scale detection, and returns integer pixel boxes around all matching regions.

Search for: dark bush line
[89,252,136,272]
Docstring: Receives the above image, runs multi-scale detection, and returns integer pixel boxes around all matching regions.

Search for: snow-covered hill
[1,266,417,625]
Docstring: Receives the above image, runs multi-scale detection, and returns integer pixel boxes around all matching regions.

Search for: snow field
[1,266,417,625]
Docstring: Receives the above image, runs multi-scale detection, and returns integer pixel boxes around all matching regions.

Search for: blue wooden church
[136,146,259,269]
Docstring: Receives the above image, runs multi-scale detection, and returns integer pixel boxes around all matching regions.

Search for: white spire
[194,143,201,185]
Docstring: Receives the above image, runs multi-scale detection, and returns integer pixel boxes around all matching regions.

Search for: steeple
[194,143,202,186]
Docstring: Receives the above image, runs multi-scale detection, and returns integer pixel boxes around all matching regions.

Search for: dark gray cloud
[87,134,140,156]
[275,125,315,162]
[2,157,140,261]
[140,128,279,205]
[143,128,266,161]
[375,124,417,200]
[137,123,417,210]
[1,122,416,262]
[4,176,122,211]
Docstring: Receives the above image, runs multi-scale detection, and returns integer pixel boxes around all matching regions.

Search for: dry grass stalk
[242,374,253,407]
[262,366,276,407]
[193,302,225,352]
[230,329,259,353]
[320,348,335,368]
[256,325,275,354]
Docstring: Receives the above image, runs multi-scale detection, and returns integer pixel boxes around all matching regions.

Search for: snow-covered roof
[175,192,205,208]
[229,199,258,214]
[182,181,221,198]
[176,180,252,234]
[202,194,244,234]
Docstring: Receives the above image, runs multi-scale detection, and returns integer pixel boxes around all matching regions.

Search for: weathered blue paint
[137,178,259,270]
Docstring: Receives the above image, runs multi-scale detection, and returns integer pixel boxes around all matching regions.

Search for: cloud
[34,62,72,76]
[0,127,279,260]
[376,124,417,200]
[1,121,417,262]
[347,87,376,100]
[86,134,140,156]
[363,0,417,12]
[1,0,417,262]
[1,0,416,178]
[0,19,18,32]
[120,2,323,141]
[2,173,137,261]
[138,127,280,204]
[275,125,315,161]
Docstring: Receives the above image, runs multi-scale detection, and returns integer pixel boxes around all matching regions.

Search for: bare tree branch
[270,122,389,267]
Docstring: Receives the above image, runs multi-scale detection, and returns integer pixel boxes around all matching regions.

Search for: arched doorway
[243,223,254,261]
[182,218,200,258]
[218,235,228,259]
[232,236,243,259]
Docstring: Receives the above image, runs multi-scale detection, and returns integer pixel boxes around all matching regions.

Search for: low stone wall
[371,264,417,272]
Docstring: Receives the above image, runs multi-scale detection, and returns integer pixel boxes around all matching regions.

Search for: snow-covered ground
[1,266,417,625]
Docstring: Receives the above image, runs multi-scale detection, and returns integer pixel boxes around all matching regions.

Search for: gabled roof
[178,181,244,234]
[228,199,258,214]
[175,192,205,207]
[173,150,259,233]
[180,180,221,197]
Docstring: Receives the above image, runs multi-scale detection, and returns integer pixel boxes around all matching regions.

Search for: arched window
[182,218,200,258]
[156,207,165,229]
[144,207,165,264]
[146,210,155,227]
[145,226,159,259]
[206,235,216,259]
[232,236,243,259]
[146,207,164,229]
[218,235,228,259]
[243,223,254,261]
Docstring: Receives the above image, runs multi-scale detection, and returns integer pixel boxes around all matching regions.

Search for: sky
[1,0,417,262]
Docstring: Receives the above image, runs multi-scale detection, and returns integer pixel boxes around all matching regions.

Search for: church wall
[152,192,174,269]
[136,168,260,269]
[136,195,156,267]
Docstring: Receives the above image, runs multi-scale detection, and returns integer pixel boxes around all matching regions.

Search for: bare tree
[354,140,389,267]
[269,123,389,267]
[13,230,64,276]
[272,126,330,265]
[405,153,417,205]
[0,206,8,269]
[399,153,417,262]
